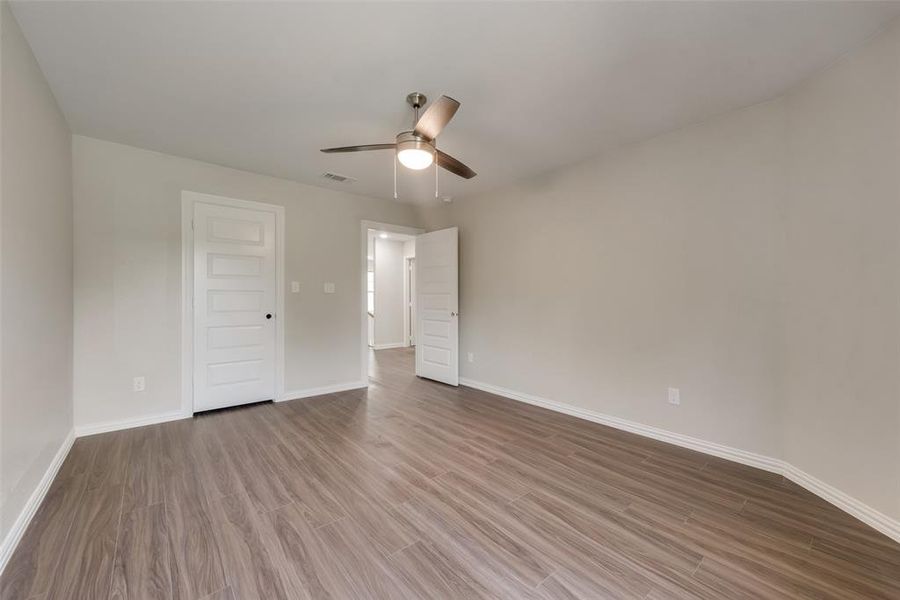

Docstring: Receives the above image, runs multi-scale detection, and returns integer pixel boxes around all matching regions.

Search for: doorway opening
[360,221,423,383]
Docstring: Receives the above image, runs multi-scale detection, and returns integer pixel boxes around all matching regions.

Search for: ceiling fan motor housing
[395,131,435,155]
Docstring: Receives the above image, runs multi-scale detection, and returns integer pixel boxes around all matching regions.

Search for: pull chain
[393,153,398,200]
[434,139,439,199]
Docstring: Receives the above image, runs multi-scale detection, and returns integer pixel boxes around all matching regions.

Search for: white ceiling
[12,1,900,203]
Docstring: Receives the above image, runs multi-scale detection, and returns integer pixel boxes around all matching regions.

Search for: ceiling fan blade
[437,150,476,179]
[320,143,395,153]
[414,96,460,140]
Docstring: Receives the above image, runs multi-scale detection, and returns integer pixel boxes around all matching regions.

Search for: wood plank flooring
[3,347,899,599]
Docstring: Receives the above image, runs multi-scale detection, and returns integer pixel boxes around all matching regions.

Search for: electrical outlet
[133,376,146,392]
[467,352,475,363]
[323,282,335,294]
[668,387,680,405]
[291,281,300,293]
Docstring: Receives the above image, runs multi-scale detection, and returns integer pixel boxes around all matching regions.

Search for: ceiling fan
[320,92,477,180]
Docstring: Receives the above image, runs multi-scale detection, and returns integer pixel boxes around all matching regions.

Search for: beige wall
[0,1,73,543]
[418,20,900,520]
[420,99,788,457]
[374,238,405,347]
[73,136,419,428]
[781,22,900,520]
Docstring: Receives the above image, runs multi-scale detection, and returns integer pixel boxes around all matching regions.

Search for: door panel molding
[181,191,285,415]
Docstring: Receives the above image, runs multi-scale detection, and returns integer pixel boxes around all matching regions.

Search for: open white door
[193,201,277,411]
[415,227,458,386]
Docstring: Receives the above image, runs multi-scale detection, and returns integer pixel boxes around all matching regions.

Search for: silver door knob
[451,312,459,317]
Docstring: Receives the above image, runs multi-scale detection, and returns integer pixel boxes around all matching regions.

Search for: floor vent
[322,172,356,183]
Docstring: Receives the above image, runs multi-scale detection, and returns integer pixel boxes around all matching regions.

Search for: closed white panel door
[415,227,458,386]
[193,202,276,411]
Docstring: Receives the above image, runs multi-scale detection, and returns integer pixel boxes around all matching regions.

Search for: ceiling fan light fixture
[397,148,434,170]
[395,132,434,170]
[320,94,475,180]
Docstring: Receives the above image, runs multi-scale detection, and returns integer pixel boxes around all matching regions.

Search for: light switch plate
[133,376,146,392]
[324,282,335,294]
[291,281,300,293]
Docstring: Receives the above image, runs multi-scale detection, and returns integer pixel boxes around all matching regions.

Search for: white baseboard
[76,380,371,434]
[782,464,900,544]
[279,380,369,402]
[0,429,75,577]
[75,409,190,437]
[372,343,407,350]
[459,378,782,473]
[459,377,900,544]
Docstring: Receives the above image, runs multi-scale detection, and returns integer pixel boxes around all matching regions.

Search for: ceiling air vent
[322,172,356,183]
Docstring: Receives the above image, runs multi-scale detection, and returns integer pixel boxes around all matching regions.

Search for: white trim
[373,342,407,350]
[181,191,285,415]
[75,410,190,438]
[404,256,416,347]
[278,380,368,402]
[782,464,900,544]
[359,220,424,384]
[459,377,900,544]
[459,378,781,473]
[0,429,75,577]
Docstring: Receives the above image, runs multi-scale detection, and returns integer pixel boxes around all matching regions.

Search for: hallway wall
[374,238,405,348]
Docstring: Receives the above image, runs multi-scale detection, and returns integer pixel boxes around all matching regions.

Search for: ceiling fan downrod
[406,92,427,126]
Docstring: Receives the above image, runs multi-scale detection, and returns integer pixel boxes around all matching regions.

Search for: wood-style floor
[3,348,899,599]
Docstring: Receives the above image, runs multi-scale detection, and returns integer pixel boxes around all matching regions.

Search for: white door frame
[182,191,285,414]
[404,256,416,347]
[359,220,424,382]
